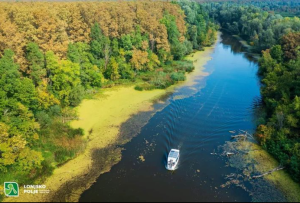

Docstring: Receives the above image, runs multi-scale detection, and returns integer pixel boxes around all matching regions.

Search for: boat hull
[166,149,180,171]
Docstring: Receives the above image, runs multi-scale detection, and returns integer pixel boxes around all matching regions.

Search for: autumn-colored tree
[130,49,149,71]
[281,32,300,61]
[256,125,273,146]
[66,4,89,43]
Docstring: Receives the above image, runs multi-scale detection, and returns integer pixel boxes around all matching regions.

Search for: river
[79,32,263,202]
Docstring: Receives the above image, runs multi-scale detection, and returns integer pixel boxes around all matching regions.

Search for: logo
[4,182,19,197]
[24,185,49,194]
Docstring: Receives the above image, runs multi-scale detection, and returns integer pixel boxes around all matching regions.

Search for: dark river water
[80,33,262,202]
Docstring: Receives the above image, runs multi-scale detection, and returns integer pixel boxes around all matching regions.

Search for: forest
[204,1,300,52]
[197,0,300,17]
[0,1,217,199]
[257,33,300,183]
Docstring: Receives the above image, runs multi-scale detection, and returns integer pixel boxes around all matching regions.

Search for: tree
[50,60,81,106]
[160,13,181,47]
[108,57,120,81]
[188,25,198,49]
[147,51,160,71]
[16,147,43,172]
[0,50,20,95]
[130,49,149,71]
[25,43,46,86]
[111,38,119,57]
[120,34,133,51]
[14,78,38,110]
[270,45,284,63]
[45,51,59,87]
[171,42,187,60]
[90,23,109,60]
[131,26,144,49]
[67,42,103,88]
[281,32,300,61]
[0,123,26,172]
[36,81,60,110]
[67,43,81,64]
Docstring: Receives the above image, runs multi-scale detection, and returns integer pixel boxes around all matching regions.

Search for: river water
[80,32,263,202]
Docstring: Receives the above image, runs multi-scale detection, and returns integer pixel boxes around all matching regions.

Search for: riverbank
[222,139,300,202]
[3,42,216,202]
[248,143,300,202]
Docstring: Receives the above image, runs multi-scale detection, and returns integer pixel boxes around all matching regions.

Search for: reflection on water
[221,32,259,63]
[80,33,263,202]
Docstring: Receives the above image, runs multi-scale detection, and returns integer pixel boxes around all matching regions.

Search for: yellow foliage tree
[37,81,60,110]
[130,49,149,71]
[17,147,44,172]
[0,123,26,171]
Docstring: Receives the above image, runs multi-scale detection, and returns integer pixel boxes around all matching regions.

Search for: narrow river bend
[80,33,263,202]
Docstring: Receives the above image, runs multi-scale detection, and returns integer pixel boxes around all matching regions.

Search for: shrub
[134,85,144,91]
[150,72,174,89]
[138,71,156,82]
[171,72,186,81]
[135,83,156,91]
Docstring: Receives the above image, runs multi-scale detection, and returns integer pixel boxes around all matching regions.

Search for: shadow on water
[79,32,269,202]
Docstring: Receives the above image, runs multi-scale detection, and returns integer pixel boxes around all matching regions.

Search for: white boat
[166,149,180,171]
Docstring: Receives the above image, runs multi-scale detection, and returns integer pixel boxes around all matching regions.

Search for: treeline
[204,2,300,52]
[197,0,300,17]
[257,32,300,182]
[246,0,300,17]
[0,0,216,197]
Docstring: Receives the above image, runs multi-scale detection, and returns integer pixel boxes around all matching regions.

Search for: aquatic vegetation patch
[219,134,300,202]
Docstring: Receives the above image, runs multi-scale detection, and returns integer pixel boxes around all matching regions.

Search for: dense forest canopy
[203,2,300,52]
[257,32,300,183]
[0,1,217,200]
[194,0,300,17]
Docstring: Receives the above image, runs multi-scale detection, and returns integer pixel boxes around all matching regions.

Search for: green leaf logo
[4,182,19,197]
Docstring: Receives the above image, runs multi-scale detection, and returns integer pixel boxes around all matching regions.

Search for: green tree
[270,45,284,63]
[45,51,59,87]
[50,60,81,106]
[90,23,109,60]
[120,34,133,51]
[160,13,181,46]
[25,42,46,86]
[108,57,120,81]
[67,42,103,88]
[67,43,81,64]
[111,38,119,57]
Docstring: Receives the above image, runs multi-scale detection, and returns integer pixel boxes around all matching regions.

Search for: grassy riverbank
[247,143,300,202]
[222,139,300,202]
[3,44,216,202]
